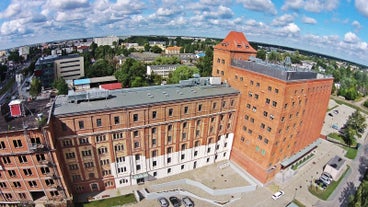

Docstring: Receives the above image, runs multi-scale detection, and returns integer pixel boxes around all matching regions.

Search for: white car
[272,190,284,200]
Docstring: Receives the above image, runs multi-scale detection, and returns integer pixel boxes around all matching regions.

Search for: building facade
[93,36,119,47]
[0,99,71,206]
[52,78,239,194]
[35,54,84,88]
[146,64,180,79]
[212,31,333,183]
[54,54,85,80]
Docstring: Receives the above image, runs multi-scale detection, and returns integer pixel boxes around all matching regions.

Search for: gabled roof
[214,31,257,54]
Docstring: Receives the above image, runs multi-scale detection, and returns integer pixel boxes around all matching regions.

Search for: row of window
[63,100,235,131]
[4,167,51,178]
[2,154,47,164]
[2,191,59,200]
[0,178,55,189]
[0,137,42,150]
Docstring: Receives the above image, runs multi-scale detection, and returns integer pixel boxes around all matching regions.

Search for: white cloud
[271,14,294,26]
[1,18,29,35]
[282,0,339,12]
[355,0,368,17]
[344,32,359,43]
[283,23,300,33]
[237,0,277,15]
[45,0,89,10]
[352,20,361,29]
[156,8,177,17]
[302,16,317,24]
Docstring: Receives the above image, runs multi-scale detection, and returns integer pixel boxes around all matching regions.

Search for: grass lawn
[343,146,358,159]
[308,166,350,200]
[292,199,306,207]
[75,194,136,207]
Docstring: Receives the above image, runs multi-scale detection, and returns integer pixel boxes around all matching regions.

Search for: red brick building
[0,99,71,206]
[52,80,238,195]
[212,31,333,183]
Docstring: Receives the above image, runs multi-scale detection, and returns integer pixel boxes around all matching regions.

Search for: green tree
[349,170,368,207]
[151,45,163,53]
[152,56,180,65]
[268,51,281,63]
[86,59,114,78]
[256,49,266,61]
[341,127,355,147]
[167,65,199,84]
[29,77,42,98]
[53,78,68,95]
[346,111,367,136]
[196,47,213,77]
[8,51,23,63]
[114,58,146,87]
[0,64,7,81]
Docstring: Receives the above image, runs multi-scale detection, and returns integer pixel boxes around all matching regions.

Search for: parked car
[321,172,333,181]
[315,179,328,190]
[169,196,181,207]
[320,176,331,185]
[272,190,284,200]
[182,196,194,207]
[157,197,169,207]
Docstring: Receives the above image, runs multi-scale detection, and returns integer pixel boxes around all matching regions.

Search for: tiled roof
[214,31,257,54]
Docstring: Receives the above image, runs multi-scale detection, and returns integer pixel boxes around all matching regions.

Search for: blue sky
[0,0,367,66]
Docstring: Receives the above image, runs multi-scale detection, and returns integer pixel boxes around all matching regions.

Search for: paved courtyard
[81,100,366,207]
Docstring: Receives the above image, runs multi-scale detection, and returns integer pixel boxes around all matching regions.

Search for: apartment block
[212,31,333,183]
[0,99,71,206]
[52,78,239,194]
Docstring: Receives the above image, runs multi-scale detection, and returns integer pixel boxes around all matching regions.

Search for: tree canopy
[53,78,68,95]
[196,47,213,77]
[114,58,146,87]
[29,77,42,98]
[167,65,199,84]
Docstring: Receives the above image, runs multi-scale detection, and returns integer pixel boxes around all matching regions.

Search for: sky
[0,0,367,66]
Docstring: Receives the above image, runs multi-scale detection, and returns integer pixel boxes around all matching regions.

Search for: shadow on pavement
[338,181,355,207]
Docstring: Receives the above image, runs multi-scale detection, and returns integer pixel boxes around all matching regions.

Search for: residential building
[0,99,71,206]
[165,46,181,55]
[18,46,30,60]
[52,77,238,194]
[212,31,333,183]
[146,64,180,79]
[93,36,119,47]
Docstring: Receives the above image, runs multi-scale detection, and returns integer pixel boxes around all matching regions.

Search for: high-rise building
[212,31,333,183]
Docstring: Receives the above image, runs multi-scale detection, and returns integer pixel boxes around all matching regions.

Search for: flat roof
[232,59,332,81]
[74,79,90,85]
[53,83,239,116]
[327,155,345,170]
[281,139,321,167]
[0,99,52,133]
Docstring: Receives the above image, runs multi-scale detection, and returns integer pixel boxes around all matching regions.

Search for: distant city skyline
[0,0,367,66]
